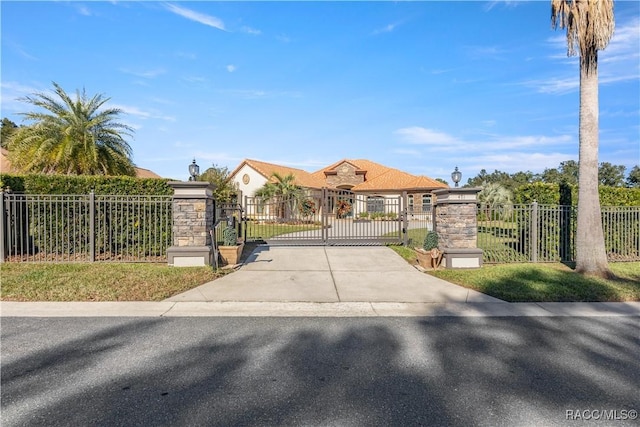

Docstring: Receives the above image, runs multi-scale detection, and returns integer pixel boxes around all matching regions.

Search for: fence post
[0,191,5,263]
[322,187,328,244]
[530,201,538,263]
[432,188,483,268]
[166,181,216,266]
[90,191,95,262]
[402,191,408,246]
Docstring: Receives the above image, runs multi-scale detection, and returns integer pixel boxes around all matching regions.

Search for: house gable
[323,160,366,189]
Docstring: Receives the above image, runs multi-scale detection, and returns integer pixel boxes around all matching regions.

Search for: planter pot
[415,247,442,269]
[219,242,244,266]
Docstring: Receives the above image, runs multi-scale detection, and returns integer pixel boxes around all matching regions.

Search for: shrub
[222,226,238,246]
[423,231,439,251]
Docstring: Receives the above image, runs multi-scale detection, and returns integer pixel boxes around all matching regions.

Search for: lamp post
[188,159,199,181]
[451,166,462,188]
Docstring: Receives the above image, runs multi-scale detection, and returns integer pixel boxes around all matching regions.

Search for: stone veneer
[433,188,483,268]
[167,181,216,267]
[325,162,365,188]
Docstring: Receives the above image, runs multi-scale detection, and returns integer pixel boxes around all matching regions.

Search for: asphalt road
[2,317,638,427]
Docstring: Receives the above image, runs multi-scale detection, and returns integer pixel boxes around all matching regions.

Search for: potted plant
[415,230,442,269]
[218,225,244,266]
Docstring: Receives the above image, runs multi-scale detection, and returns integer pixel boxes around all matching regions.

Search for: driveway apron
[166,245,504,304]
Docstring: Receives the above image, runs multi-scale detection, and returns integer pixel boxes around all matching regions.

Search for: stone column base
[167,246,213,267]
[442,248,483,269]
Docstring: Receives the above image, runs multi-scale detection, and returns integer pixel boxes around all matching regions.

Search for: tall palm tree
[7,82,135,176]
[551,0,615,277]
[254,172,304,219]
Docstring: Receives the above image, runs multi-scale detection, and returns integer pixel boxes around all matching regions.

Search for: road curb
[2,301,639,317]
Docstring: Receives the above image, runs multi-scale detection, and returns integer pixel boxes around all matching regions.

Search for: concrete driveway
[165,245,504,304]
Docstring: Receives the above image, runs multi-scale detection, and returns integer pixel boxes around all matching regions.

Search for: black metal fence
[2,190,637,265]
[242,189,409,245]
[478,203,640,263]
[1,192,172,262]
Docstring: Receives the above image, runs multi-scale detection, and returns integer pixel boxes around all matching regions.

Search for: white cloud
[0,81,42,116]
[394,126,576,176]
[394,127,460,145]
[218,89,302,99]
[372,23,398,35]
[164,3,226,31]
[226,65,237,73]
[119,68,166,79]
[110,103,176,122]
[241,26,261,35]
[537,16,640,94]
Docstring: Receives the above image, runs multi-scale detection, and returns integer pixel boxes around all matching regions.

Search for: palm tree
[7,82,135,176]
[478,182,513,221]
[551,0,615,277]
[254,172,304,219]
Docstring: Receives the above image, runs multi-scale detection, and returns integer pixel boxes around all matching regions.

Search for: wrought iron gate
[243,188,406,246]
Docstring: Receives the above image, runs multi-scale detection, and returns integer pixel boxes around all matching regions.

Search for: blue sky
[2,1,639,184]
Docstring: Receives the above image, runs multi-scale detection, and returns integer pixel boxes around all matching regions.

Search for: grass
[429,262,640,302]
[2,242,638,302]
[389,245,640,302]
[0,263,226,302]
[244,222,323,241]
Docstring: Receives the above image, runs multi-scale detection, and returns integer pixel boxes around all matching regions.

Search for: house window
[422,194,432,213]
[408,195,414,213]
[367,196,384,213]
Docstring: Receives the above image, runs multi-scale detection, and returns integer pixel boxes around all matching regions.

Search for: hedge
[0,174,173,195]
[514,183,640,207]
[1,174,174,261]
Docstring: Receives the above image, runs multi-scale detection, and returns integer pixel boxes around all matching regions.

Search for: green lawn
[389,244,640,302]
[429,262,640,302]
[2,246,638,303]
[242,222,323,241]
[0,263,226,302]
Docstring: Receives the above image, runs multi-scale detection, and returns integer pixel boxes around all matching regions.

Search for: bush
[1,174,174,259]
[423,231,439,251]
[514,182,640,206]
[222,226,238,246]
[0,174,173,195]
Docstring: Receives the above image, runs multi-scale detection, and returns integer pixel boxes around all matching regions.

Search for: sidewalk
[2,246,639,317]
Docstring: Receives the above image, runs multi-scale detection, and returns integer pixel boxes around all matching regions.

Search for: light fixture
[188,159,199,181]
[451,166,462,188]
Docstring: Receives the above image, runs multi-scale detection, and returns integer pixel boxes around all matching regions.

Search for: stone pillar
[167,181,216,267]
[433,188,483,269]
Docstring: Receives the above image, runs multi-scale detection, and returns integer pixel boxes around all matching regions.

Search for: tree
[1,118,18,148]
[598,162,625,187]
[466,169,537,192]
[199,164,238,203]
[254,172,305,219]
[7,82,135,176]
[435,178,449,186]
[626,165,640,188]
[478,182,514,220]
[552,0,615,277]
[542,160,579,185]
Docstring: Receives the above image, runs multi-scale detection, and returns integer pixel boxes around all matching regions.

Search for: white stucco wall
[231,164,268,204]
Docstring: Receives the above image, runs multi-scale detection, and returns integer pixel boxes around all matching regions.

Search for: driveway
[165,245,504,304]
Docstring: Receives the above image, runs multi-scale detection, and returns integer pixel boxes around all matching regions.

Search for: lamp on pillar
[451,166,462,188]
[188,159,200,181]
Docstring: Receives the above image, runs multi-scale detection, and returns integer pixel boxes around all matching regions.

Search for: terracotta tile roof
[0,148,13,174]
[0,148,162,178]
[231,159,325,188]
[133,167,162,178]
[310,158,447,191]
